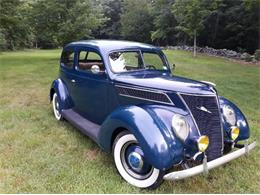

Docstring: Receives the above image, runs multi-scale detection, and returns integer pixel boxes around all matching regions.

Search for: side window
[87,52,101,61]
[79,51,88,61]
[61,50,74,68]
[77,51,104,73]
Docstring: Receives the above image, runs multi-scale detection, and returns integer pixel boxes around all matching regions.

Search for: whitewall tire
[113,131,164,189]
[52,93,63,121]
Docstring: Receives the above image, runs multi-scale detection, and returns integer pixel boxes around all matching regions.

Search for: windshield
[109,51,168,73]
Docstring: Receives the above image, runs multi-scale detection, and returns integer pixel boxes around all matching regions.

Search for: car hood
[114,72,216,95]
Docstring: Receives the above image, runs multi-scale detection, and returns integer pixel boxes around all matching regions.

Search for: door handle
[71,79,76,83]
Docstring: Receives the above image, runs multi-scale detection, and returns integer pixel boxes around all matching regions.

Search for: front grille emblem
[196,106,212,114]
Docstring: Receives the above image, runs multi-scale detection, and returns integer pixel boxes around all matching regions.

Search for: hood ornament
[196,106,212,114]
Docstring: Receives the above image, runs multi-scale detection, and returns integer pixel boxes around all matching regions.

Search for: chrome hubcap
[53,94,61,118]
[121,141,153,179]
[56,102,59,110]
[128,152,144,172]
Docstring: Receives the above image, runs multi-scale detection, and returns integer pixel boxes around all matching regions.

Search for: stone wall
[163,45,259,62]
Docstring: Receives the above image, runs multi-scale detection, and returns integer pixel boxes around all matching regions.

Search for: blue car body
[50,40,251,171]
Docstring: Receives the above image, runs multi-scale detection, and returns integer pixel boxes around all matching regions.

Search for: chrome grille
[116,85,173,105]
[181,94,223,161]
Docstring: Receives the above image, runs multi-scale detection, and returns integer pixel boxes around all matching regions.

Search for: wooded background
[0,0,259,54]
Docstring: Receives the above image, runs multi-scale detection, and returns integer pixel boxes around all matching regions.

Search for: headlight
[197,135,209,152]
[230,126,240,140]
[172,114,190,141]
[223,105,236,126]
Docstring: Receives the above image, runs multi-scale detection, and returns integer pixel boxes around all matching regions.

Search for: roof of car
[65,40,160,53]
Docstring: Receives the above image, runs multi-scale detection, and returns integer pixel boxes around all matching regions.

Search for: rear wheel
[52,93,63,121]
[113,131,164,189]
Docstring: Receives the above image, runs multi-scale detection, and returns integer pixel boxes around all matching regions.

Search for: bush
[254,49,260,61]
[0,32,7,51]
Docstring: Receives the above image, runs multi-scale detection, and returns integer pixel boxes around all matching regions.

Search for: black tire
[112,131,164,189]
[223,142,233,154]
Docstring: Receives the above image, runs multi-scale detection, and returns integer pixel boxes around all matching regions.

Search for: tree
[94,0,123,39]
[120,0,154,43]
[0,0,34,50]
[29,0,105,48]
[173,0,215,56]
[199,0,260,54]
[58,0,105,46]
[151,0,178,46]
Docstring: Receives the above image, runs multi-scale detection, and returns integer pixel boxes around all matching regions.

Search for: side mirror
[91,65,100,74]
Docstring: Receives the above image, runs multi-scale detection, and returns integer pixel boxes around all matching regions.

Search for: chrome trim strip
[193,152,202,161]
[177,93,201,136]
[178,92,217,96]
[115,85,174,105]
[215,94,224,153]
[163,141,256,181]
[200,80,216,87]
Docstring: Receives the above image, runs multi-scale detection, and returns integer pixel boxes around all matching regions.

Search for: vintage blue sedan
[50,40,256,189]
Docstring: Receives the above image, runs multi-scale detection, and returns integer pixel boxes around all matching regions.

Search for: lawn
[0,49,259,193]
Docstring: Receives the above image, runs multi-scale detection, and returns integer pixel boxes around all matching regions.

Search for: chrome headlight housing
[223,105,236,126]
[171,114,190,141]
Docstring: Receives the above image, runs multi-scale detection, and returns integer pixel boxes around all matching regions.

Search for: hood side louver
[116,85,173,105]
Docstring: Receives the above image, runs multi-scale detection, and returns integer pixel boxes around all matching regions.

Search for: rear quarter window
[61,50,75,68]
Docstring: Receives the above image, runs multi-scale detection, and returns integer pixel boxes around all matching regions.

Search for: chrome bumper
[163,141,256,181]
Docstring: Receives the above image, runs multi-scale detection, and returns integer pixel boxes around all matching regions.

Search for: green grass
[0,49,259,193]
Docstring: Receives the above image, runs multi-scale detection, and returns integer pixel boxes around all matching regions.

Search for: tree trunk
[213,13,219,45]
[193,30,197,57]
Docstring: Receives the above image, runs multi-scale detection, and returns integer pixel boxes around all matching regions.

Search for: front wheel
[113,131,164,189]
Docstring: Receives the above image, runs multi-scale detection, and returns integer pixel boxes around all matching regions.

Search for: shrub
[254,49,260,61]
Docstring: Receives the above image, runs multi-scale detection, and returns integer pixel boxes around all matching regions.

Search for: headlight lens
[172,114,190,141]
[197,135,209,152]
[223,105,236,126]
[230,126,240,140]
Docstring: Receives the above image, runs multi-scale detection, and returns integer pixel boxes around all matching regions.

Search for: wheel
[52,93,63,121]
[113,131,164,189]
[223,142,233,154]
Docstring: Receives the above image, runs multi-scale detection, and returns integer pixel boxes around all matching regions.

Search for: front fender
[50,78,73,111]
[219,96,250,141]
[98,105,184,170]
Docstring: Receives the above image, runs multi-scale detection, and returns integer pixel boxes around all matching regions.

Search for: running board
[61,109,100,142]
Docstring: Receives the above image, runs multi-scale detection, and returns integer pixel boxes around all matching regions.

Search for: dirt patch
[84,148,101,161]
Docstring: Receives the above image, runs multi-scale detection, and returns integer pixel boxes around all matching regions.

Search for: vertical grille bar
[181,94,223,161]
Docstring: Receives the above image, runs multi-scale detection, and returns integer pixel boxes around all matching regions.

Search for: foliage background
[0,0,259,53]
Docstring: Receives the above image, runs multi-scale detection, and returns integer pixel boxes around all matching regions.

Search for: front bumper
[163,141,256,181]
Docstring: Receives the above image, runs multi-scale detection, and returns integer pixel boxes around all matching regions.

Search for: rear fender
[50,78,73,111]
